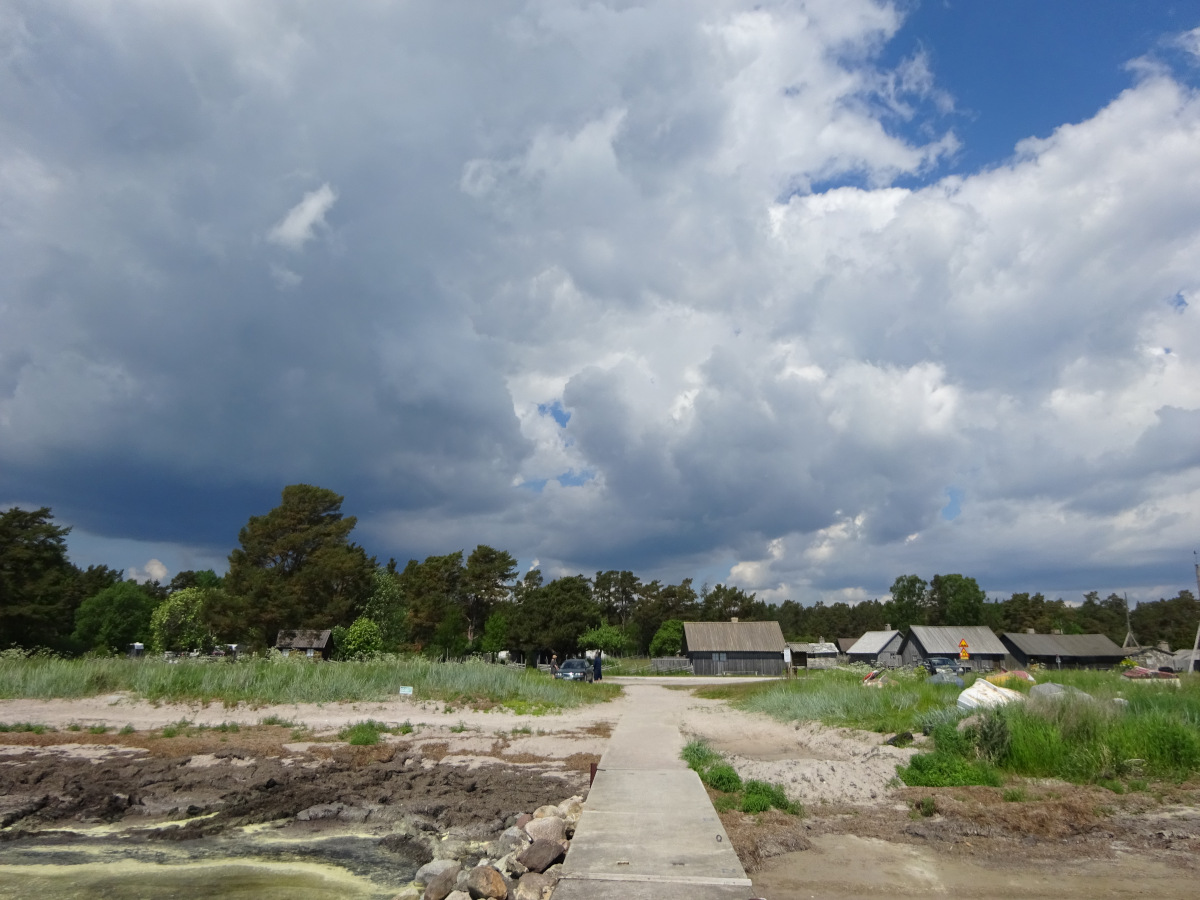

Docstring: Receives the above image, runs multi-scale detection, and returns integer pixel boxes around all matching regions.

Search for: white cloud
[267,183,337,251]
[1,2,1197,606]
[129,558,169,583]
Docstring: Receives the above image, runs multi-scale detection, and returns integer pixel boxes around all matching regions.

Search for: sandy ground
[3,677,1199,899]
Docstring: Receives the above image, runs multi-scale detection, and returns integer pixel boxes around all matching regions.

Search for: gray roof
[847,630,901,655]
[684,621,786,653]
[836,637,858,653]
[787,641,838,654]
[907,625,1006,656]
[1001,632,1125,658]
[276,629,332,650]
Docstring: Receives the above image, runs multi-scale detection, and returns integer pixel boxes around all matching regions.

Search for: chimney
[1157,641,1171,652]
[1026,628,1035,634]
[884,623,891,631]
[1051,629,1063,635]
[730,617,738,623]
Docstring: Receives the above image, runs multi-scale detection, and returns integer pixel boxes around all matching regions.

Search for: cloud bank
[0,1,1196,603]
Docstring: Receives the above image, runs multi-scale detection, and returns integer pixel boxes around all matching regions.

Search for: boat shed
[684,620,786,676]
[276,629,333,660]
[1000,632,1126,669]
[787,640,839,669]
[900,625,1007,672]
[847,630,903,667]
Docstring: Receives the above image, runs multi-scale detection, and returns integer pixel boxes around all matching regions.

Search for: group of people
[548,650,603,681]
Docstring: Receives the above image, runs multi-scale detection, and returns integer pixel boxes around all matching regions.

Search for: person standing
[550,654,559,677]
[593,649,602,682]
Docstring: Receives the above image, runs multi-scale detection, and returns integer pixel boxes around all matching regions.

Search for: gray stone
[524,816,564,843]
[532,805,559,819]
[516,839,564,874]
[415,859,460,885]
[497,851,527,877]
[515,872,556,900]
[422,863,461,900]
[466,865,508,899]
[445,893,471,900]
[556,798,583,823]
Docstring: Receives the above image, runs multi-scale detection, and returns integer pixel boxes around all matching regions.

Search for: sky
[2,1,1199,605]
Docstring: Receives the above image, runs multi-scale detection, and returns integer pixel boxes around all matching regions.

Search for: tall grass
[733,668,1200,786]
[0,655,619,709]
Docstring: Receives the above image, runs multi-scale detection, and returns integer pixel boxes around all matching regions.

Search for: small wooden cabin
[275,629,333,660]
[684,620,786,676]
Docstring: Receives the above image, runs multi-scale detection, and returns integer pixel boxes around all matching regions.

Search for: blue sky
[2,1,1198,604]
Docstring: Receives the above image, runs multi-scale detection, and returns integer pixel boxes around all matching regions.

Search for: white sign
[398,686,414,695]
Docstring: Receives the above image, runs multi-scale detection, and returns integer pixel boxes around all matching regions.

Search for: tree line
[2,486,1196,658]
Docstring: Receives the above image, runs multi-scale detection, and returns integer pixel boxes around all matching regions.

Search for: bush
[341,618,383,659]
[340,720,388,745]
[703,763,743,793]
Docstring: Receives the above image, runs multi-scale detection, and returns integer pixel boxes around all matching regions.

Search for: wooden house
[275,629,333,660]
[900,625,1006,672]
[684,620,786,676]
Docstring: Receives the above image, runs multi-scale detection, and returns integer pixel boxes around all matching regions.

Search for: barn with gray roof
[846,629,903,667]
[684,620,786,676]
[900,625,1007,671]
[1001,632,1127,669]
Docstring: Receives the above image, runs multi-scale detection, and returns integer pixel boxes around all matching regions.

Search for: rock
[532,805,559,819]
[392,888,423,900]
[515,872,556,900]
[556,798,584,823]
[488,826,532,858]
[497,852,527,877]
[435,839,476,861]
[445,893,471,900]
[524,816,565,843]
[885,731,913,746]
[296,802,344,821]
[514,813,533,830]
[415,860,460,885]
[467,865,508,899]
[516,839,564,874]
[422,863,461,900]
[1030,683,1093,702]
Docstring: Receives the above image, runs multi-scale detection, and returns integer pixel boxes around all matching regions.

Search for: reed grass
[0,655,620,709]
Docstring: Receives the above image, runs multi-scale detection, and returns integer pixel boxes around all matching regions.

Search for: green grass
[681,738,803,817]
[0,655,621,710]
[339,720,389,745]
[731,668,1200,788]
[0,722,52,734]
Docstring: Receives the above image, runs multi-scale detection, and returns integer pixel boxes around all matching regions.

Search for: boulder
[956,679,1024,711]
[1029,683,1092,702]
[514,814,532,830]
[445,893,471,900]
[467,865,509,899]
[415,859,460,886]
[488,826,532,858]
[423,864,461,900]
[497,852,527,877]
[515,872,557,900]
[516,839,565,874]
[556,798,584,823]
[524,816,565,843]
[532,805,559,819]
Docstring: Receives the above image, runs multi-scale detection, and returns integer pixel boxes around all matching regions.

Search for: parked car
[555,658,593,682]
[923,656,965,676]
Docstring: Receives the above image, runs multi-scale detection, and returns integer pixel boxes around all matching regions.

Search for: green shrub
[703,763,743,793]
[339,720,388,745]
[682,739,722,773]
[740,792,771,813]
[1002,788,1026,802]
[917,796,937,817]
[743,779,802,814]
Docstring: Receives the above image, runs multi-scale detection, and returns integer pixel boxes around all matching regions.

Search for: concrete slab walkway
[553,682,757,900]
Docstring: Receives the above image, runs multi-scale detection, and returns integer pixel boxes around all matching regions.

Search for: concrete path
[553,682,757,900]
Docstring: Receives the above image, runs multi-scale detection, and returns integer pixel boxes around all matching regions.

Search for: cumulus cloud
[0,1,1196,605]
[129,558,169,584]
[267,184,337,251]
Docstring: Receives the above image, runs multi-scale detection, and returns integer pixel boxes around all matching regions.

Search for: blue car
[555,658,593,682]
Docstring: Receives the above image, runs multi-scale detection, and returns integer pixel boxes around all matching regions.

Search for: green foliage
[341,617,383,659]
[0,506,94,651]
[73,581,158,653]
[649,619,685,657]
[743,779,801,814]
[360,568,407,650]
[578,622,629,657]
[149,587,215,653]
[928,574,986,626]
[1003,788,1027,802]
[508,574,599,658]
[682,739,723,772]
[479,611,510,655]
[462,545,519,643]
[917,796,938,817]
[702,763,743,792]
[740,791,771,813]
[0,722,51,733]
[339,720,388,745]
[225,484,375,647]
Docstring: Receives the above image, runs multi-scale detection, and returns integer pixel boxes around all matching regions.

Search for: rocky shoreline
[0,727,595,899]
